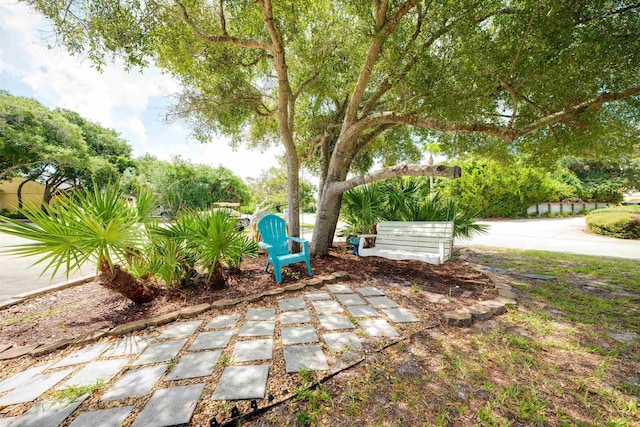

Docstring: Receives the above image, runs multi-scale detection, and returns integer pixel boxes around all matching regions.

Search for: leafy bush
[586,207,640,239]
[556,157,636,203]
[446,158,554,217]
[0,209,27,220]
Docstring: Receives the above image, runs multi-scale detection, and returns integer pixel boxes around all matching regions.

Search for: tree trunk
[98,260,156,304]
[207,261,226,289]
[17,179,30,210]
[311,180,344,256]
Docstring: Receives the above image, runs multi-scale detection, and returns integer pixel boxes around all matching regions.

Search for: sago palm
[0,183,157,303]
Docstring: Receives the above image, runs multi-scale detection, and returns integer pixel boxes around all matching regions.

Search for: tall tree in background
[0,92,134,205]
[122,155,251,216]
[22,0,640,255]
[0,91,88,183]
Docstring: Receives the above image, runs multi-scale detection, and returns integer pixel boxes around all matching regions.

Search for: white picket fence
[526,202,611,216]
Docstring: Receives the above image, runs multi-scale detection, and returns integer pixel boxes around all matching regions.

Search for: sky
[0,0,282,180]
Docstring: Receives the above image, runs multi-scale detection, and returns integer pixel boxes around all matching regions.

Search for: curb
[0,274,96,310]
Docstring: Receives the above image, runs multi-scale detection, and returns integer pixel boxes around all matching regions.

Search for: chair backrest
[257,214,290,256]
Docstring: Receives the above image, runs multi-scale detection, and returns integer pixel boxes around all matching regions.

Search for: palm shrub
[409,193,488,239]
[340,179,487,241]
[340,183,386,237]
[0,183,157,304]
[149,209,259,288]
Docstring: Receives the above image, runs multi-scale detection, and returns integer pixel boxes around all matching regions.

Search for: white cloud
[0,0,282,180]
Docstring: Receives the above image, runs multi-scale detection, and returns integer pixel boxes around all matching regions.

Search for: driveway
[0,233,94,304]
[458,216,640,260]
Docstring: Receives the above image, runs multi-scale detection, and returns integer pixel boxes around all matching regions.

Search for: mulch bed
[0,246,493,349]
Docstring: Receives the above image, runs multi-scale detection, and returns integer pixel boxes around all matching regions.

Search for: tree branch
[350,86,640,143]
[329,163,461,195]
[343,0,418,126]
[351,111,519,143]
[172,0,272,51]
[519,86,640,135]
[502,0,540,128]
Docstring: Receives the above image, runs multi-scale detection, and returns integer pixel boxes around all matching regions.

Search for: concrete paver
[358,319,400,337]
[281,326,319,345]
[166,351,221,380]
[103,336,148,357]
[279,310,311,325]
[0,368,73,406]
[157,321,202,339]
[318,315,356,330]
[327,284,352,294]
[212,365,269,400]
[131,383,205,427]
[0,364,49,393]
[245,307,276,321]
[101,364,167,401]
[189,330,234,351]
[283,345,329,373]
[59,358,129,388]
[383,308,420,323]
[133,339,187,365]
[11,396,87,427]
[239,321,276,337]
[335,293,366,305]
[366,296,399,309]
[205,314,241,329]
[304,291,332,300]
[68,406,135,427]
[356,287,385,297]
[311,300,344,314]
[278,297,306,311]
[232,339,273,362]
[322,332,362,352]
[51,343,110,368]
[347,305,381,318]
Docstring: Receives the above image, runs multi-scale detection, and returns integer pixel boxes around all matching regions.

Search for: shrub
[586,207,640,239]
[446,158,554,218]
[0,209,27,220]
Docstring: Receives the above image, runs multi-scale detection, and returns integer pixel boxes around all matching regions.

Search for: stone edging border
[2,266,510,360]
[1,272,350,360]
[442,265,518,327]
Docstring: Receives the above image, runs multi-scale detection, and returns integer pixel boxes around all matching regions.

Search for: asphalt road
[458,216,640,260]
[0,233,95,304]
[1,216,638,303]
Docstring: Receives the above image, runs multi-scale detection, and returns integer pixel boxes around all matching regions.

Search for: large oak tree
[22,0,640,254]
[1,92,134,204]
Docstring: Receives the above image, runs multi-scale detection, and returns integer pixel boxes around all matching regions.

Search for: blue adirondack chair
[257,214,312,283]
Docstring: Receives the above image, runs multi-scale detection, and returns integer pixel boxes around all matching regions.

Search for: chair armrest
[357,234,377,253]
[287,237,309,244]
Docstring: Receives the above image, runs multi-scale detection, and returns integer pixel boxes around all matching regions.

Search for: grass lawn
[263,249,639,426]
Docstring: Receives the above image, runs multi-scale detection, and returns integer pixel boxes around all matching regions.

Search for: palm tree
[0,183,157,304]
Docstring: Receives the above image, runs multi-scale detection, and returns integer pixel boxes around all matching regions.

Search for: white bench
[358,221,454,264]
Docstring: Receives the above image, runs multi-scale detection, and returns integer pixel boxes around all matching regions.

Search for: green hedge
[586,207,640,239]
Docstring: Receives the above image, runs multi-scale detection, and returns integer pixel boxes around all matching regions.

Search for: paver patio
[0,282,424,426]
